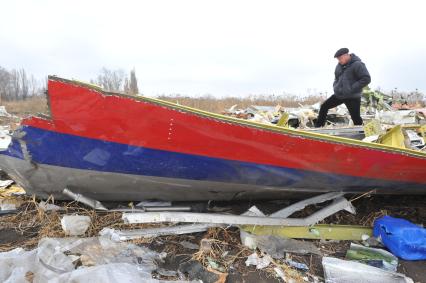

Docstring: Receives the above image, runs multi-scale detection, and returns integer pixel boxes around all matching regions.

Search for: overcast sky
[1,0,425,97]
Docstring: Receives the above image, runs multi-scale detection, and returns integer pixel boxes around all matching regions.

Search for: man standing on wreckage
[315,48,371,127]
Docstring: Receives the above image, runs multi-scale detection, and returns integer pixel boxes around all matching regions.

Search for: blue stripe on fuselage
[0,126,418,190]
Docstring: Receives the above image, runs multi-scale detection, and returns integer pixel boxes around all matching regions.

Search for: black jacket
[333,54,371,99]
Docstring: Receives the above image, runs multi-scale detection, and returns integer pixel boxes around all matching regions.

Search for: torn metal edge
[100,223,220,241]
[62,188,108,211]
[122,196,355,226]
[270,192,344,218]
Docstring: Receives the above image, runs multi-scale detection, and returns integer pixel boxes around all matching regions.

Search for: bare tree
[129,68,139,95]
[20,69,29,100]
[10,69,21,100]
[28,74,39,96]
[123,77,130,94]
[0,67,11,102]
[95,68,126,92]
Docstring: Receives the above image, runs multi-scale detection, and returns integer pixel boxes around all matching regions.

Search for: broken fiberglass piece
[0,76,425,202]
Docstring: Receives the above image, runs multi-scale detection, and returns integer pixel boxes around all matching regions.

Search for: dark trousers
[315,95,363,127]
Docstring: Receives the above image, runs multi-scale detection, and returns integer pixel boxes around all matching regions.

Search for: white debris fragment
[0,127,12,151]
[405,130,425,149]
[39,201,63,211]
[240,230,257,249]
[136,200,172,207]
[376,110,417,125]
[0,179,13,189]
[242,205,266,216]
[0,201,16,211]
[61,215,91,236]
[0,106,12,117]
[362,135,380,143]
[361,234,370,241]
[274,267,288,282]
[245,252,272,269]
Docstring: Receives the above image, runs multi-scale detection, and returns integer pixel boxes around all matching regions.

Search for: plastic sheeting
[48,263,167,283]
[0,236,196,283]
[0,248,37,283]
[373,215,426,260]
[322,257,413,283]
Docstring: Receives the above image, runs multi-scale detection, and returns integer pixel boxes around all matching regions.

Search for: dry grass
[2,96,48,116]
[192,227,250,269]
[0,196,168,251]
[158,94,325,113]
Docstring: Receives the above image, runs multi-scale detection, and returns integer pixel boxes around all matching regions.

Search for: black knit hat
[334,48,349,58]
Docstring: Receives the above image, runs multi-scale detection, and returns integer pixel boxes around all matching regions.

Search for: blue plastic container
[373,215,426,260]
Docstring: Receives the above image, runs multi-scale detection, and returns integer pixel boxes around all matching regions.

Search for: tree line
[0,65,423,105]
[0,66,140,102]
[0,66,45,102]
